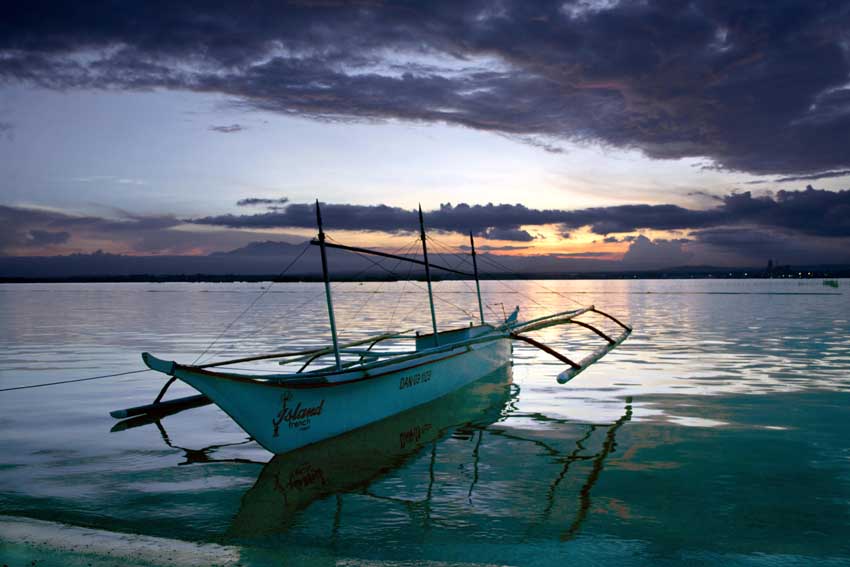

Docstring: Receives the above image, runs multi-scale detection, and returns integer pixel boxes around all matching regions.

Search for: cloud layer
[2,1,849,175]
[192,186,850,239]
[0,205,298,256]
[4,184,847,267]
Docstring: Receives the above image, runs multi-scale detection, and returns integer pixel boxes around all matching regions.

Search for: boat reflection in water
[226,364,633,543]
[115,363,633,544]
[229,364,517,536]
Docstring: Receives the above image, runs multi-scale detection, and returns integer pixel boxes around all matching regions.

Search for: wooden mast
[469,232,485,324]
[315,200,342,370]
[418,204,439,345]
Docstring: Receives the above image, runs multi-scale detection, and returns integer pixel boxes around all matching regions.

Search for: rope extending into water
[0,369,152,392]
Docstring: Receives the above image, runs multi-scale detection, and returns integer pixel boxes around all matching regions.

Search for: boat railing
[288,323,496,375]
[172,327,509,384]
[290,330,418,373]
[283,328,508,379]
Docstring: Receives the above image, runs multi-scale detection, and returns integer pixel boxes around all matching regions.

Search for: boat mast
[418,205,439,345]
[469,232,485,324]
[315,200,342,370]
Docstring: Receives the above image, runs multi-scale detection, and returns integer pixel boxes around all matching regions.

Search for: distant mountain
[2,241,849,281]
[213,240,307,256]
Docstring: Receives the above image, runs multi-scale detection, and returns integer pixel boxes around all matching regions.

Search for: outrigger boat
[123,201,631,455]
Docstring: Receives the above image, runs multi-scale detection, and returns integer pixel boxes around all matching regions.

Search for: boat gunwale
[165,337,507,390]
[197,329,416,369]
[243,323,500,376]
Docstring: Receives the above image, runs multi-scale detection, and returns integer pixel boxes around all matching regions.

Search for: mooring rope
[2,244,311,392]
[0,369,152,392]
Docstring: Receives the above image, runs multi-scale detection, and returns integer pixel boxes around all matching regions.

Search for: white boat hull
[168,336,511,454]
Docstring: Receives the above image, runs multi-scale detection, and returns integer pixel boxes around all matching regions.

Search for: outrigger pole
[315,200,342,370]
[419,204,440,345]
[469,231,485,324]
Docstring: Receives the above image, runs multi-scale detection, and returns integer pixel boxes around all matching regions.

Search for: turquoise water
[1,279,849,565]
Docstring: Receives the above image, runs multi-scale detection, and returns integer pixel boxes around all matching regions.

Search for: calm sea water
[1,279,849,566]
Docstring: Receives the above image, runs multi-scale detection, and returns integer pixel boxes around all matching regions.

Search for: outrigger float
[118,201,631,455]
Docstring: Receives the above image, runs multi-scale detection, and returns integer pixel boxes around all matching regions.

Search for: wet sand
[0,515,240,567]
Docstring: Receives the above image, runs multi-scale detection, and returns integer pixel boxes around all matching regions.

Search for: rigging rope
[0,369,152,392]
[192,241,312,365]
[425,235,477,270]
[201,235,422,362]
[333,236,421,336]
[340,242,477,319]
[425,234,551,309]
[423,237,488,323]
[435,237,584,310]
[466,244,586,309]
[386,252,418,333]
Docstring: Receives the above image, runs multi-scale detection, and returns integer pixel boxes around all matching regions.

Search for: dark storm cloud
[2,1,849,175]
[687,190,724,201]
[193,201,564,239]
[621,235,693,267]
[690,227,850,264]
[746,169,850,184]
[459,244,530,252]
[773,170,850,183]
[482,227,535,242]
[195,187,850,238]
[560,186,850,236]
[210,124,246,134]
[236,197,290,207]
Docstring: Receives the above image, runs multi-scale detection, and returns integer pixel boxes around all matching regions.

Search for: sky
[1,0,849,270]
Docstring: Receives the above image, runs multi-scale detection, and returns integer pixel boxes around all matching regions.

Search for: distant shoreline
[2,269,848,284]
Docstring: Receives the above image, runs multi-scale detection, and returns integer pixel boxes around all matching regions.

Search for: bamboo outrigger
[121,201,632,454]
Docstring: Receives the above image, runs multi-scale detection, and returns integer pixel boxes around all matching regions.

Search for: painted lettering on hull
[272,392,325,437]
[399,369,432,390]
